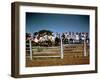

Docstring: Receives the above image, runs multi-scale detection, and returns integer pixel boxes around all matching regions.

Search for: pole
[29,40,32,60]
[60,36,64,59]
[83,37,87,56]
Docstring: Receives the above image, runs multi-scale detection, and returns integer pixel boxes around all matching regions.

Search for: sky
[26,12,89,34]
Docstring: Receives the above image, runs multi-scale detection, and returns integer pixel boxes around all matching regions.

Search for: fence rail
[26,38,87,60]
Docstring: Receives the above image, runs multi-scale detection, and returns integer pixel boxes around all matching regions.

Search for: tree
[38,29,53,35]
[26,33,31,40]
[26,33,31,38]
[33,32,38,36]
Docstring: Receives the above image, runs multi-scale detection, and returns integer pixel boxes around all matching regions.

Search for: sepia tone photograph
[25,12,90,67]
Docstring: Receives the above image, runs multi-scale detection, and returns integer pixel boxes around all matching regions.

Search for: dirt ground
[26,44,89,67]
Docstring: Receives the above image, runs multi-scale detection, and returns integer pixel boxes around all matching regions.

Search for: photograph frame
[11,2,98,78]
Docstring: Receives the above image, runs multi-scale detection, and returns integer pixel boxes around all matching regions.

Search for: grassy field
[26,44,89,67]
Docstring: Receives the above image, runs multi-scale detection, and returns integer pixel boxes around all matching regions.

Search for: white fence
[26,38,87,60]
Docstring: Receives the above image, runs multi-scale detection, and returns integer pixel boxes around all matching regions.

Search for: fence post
[83,38,87,56]
[29,40,32,60]
[61,36,64,59]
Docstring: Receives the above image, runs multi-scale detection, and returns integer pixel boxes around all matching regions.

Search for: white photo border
[19,5,96,75]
